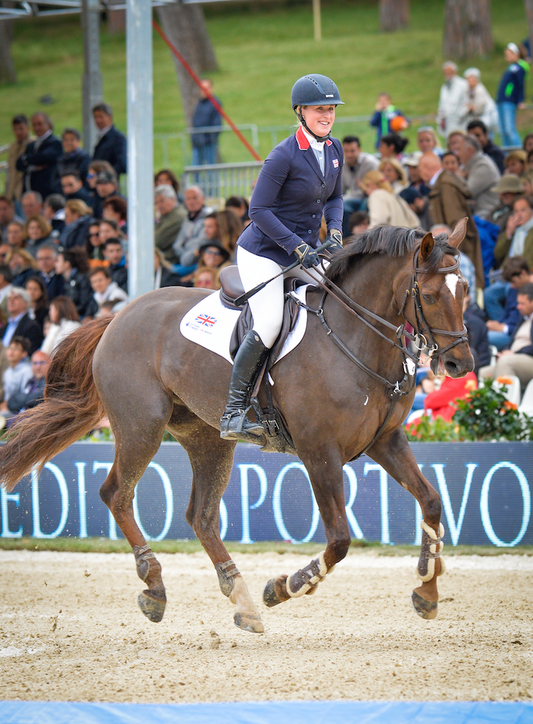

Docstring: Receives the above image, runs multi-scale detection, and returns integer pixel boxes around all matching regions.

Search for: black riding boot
[220,330,269,440]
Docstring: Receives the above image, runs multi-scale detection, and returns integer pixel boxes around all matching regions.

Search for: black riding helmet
[291,74,344,141]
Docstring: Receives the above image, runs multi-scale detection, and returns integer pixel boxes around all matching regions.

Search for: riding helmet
[291,74,345,110]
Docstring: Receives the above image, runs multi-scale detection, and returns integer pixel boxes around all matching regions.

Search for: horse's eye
[422,294,435,304]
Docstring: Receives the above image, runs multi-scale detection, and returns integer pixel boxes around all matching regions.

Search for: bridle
[293,244,469,400]
[290,243,469,459]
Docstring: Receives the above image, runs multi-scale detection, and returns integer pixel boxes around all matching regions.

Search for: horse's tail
[0,317,113,493]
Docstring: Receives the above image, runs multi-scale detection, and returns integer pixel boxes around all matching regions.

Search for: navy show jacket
[238,127,344,266]
[92,126,127,177]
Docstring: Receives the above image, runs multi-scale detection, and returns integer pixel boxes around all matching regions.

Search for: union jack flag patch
[333,158,339,168]
[195,314,217,327]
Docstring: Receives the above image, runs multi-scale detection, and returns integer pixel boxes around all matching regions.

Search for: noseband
[400,248,469,374]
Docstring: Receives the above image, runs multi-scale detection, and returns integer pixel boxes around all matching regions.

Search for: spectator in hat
[0,287,43,354]
[154,185,187,264]
[497,43,529,148]
[455,134,501,219]
[57,128,90,186]
[489,174,524,232]
[463,68,498,134]
[16,113,62,201]
[196,242,230,274]
[437,61,468,137]
[370,93,408,149]
[404,152,429,196]
[467,119,505,174]
[91,102,127,178]
[399,187,431,231]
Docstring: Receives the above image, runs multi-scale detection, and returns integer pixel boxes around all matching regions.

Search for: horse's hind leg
[168,408,264,634]
[368,428,444,620]
[99,395,173,624]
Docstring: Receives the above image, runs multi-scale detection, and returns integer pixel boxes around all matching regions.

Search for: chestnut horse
[0,221,473,634]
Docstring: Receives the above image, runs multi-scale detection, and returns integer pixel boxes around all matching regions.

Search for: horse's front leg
[264,451,350,607]
[368,427,444,620]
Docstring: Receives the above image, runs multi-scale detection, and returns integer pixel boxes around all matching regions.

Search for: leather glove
[294,242,321,269]
[324,229,343,253]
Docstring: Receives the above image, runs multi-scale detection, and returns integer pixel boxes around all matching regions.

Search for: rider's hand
[324,229,343,253]
[294,242,321,268]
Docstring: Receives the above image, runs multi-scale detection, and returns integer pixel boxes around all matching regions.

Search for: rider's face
[301,105,336,138]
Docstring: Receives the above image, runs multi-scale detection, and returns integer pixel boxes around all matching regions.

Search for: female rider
[220,74,345,440]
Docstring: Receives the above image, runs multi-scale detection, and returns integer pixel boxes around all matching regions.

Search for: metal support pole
[126,0,154,299]
[81,0,103,154]
[312,0,321,42]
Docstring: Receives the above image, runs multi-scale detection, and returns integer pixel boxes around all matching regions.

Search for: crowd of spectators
[1,40,533,427]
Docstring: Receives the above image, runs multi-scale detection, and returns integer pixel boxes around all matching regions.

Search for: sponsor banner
[1,442,532,547]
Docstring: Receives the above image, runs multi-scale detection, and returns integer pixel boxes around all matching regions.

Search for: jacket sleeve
[20,138,63,168]
[114,131,127,176]
[324,148,344,232]
[248,144,303,255]
[369,111,381,128]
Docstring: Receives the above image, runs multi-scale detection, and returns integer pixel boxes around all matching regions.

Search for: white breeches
[237,246,325,348]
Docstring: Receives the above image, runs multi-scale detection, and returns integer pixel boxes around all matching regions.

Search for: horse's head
[408,218,474,378]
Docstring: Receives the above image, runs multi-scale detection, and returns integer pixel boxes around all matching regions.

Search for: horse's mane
[326,226,458,282]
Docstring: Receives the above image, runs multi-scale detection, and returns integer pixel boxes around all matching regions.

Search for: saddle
[219,265,305,454]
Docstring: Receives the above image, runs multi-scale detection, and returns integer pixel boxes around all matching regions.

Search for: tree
[443,0,493,59]
[156,4,218,129]
[0,20,17,84]
[379,0,409,32]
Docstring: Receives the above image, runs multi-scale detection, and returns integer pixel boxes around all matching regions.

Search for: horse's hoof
[263,576,291,608]
[234,611,264,634]
[411,590,438,620]
[137,591,166,622]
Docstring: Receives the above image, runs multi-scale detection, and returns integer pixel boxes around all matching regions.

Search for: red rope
[152,19,262,162]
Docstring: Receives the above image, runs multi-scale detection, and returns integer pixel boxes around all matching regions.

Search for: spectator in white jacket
[40,295,81,355]
[463,67,499,133]
[437,61,468,137]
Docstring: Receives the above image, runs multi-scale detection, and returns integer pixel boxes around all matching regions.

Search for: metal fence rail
[182,160,263,200]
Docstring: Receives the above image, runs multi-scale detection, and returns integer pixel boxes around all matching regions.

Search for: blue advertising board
[1,442,532,547]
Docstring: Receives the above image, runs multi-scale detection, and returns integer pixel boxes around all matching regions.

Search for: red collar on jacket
[296,126,332,150]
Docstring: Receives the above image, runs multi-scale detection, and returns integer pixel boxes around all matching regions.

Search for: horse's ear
[419,232,434,261]
[447,217,468,248]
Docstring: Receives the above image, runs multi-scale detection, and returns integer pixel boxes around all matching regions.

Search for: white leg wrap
[287,551,329,598]
[417,521,445,582]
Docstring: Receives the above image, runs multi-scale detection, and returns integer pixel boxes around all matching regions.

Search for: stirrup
[220,410,264,440]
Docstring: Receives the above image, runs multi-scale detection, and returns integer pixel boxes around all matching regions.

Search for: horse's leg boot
[220,330,269,440]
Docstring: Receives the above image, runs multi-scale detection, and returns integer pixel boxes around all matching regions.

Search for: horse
[0,220,473,634]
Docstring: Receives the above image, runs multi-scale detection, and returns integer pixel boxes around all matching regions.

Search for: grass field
[0,0,530,173]
[1,536,532,556]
